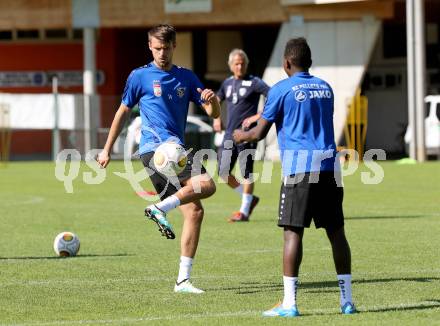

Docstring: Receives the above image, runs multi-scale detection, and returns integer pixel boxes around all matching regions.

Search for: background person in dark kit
[214,48,269,222]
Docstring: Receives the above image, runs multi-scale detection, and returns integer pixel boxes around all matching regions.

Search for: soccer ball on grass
[153,142,188,176]
[53,232,80,257]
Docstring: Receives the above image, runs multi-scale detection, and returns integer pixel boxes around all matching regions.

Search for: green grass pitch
[0,160,439,325]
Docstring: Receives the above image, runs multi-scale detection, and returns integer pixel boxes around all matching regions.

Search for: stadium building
[0,0,438,160]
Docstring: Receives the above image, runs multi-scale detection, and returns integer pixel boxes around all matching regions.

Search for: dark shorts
[140,150,207,200]
[218,138,257,180]
[278,172,344,230]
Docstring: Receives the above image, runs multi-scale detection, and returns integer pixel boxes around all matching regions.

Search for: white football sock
[239,193,253,216]
[282,276,298,309]
[234,184,243,195]
[337,274,353,306]
[177,256,193,283]
[155,195,180,213]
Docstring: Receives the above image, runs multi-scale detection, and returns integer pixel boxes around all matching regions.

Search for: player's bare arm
[97,103,131,168]
[233,117,272,144]
[212,95,223,132]
[213,118,222,132]
[197,88,221,118]
[242,113,261,129]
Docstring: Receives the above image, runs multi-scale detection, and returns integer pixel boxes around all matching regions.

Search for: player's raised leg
[145,176,215,239]
[174,174,216,206]
[144,151,215,239]
[141,152,180,239]
[145,196,179,239]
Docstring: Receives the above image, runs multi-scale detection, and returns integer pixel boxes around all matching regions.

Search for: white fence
[0,93,99,130]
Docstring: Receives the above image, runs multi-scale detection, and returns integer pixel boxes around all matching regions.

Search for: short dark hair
[148,24,176,44]
[284,37,312,70]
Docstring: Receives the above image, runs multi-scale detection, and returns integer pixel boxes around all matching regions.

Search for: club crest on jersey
[294,90,307,102]
[153,80,162,97]
[239,87,247,97]
[176,87,186,98]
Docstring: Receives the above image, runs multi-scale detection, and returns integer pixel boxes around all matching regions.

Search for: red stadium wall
[0,29,122,157]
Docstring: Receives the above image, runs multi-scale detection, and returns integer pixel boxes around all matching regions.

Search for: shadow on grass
[227,215,434,224]
[362,300,440,314]
[208,276,440,295]
[299,299,440,316]
[0,253,133,260]
[346,215,429,220]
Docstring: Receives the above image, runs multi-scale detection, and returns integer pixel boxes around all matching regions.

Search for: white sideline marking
[21,196,45,205]
[1,196,45,206]
[1,311,258,326]
[2,301,440,326]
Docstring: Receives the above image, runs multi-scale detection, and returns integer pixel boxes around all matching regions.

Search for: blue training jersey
[217,75,269,137]
[261,72,338,175]
[122,62,204,154]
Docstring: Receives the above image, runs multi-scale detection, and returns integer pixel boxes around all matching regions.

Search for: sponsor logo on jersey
[309,90,332,99]
[242,80,252,87]
[294,90,307,102]
[176,87,186,98]
[232,92,238,104]
[226,85,232,98]
[153,80,161,97]
[239,87,247,97]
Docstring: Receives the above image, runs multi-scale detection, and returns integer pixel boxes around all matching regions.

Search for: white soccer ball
[53,232,80,257]
[153,142,188,176]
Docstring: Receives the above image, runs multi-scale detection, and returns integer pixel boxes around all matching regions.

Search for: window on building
[45,29,68,39]
[16,29,40,40]
[0,30,13,41]
[73,29,83,40]
[382,22,406,58]
[0,28,83,42]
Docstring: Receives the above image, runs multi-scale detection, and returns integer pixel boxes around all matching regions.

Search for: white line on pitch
[1,311,258,326]
[0,196,45,206]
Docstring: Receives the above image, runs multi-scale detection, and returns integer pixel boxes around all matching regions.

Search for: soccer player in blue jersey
[233,38,356,316]
[97,24,221,294]
[214,49,269,222]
